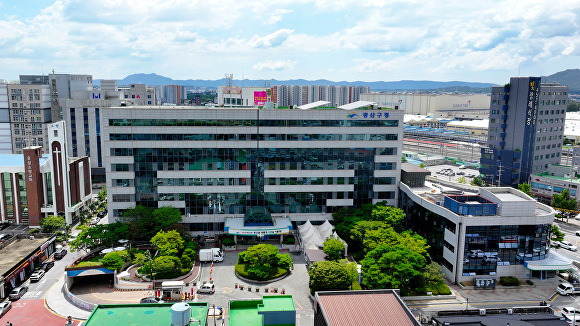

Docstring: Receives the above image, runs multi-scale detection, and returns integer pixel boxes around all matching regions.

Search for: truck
[557,282,580,295]
[199,248,224,262]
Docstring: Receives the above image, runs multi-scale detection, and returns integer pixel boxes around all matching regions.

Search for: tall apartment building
[160,85,186,105]
[102,104,402,234]
[0,85,11,154]
[6,84,52,153]
[272,85,370,107]
[480,77,568,186]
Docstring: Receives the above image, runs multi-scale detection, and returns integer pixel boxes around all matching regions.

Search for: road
[0,240,83,325]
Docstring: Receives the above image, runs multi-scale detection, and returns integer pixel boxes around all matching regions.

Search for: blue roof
[0,154,49,168]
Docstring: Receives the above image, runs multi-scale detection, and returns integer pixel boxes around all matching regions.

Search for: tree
[237,244,292,280]
[323,236,344,261]
[458,177,466,184]
[133,253,147,266]
[151,230,184,256]
[102,250,129,271]
[361,244,426,289]
[308,261,353,292]
[552,189,577,211]
[423,262,445,284]
[151,207,183,231]
[518,183,532,196]
[470,177,483,187]
[370,205,405,231]
[153,255,182,278]
[419,163,426,168]
[552,225,565,242]
[97,188,107,202]
[40,215,66,234]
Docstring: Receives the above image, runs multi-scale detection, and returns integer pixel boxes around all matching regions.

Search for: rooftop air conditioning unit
[507,308,513,315]
[479,309,486,316]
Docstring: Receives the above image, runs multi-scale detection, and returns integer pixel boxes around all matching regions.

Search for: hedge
[235,263,288,281]
[499,276,520,286]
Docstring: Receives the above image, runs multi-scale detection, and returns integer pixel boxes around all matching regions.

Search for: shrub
[29,229,41,234]
[222,238,236,246]
[499,276,520,286]
[427,281,451,295]
[153,255,182,279]
[183,248,196,260]
[526,280,534,286]
[235,263,287,281]
[102,252,125,271]
[181,255,193,269]
[282,236,295,245]
[351,281,362,290]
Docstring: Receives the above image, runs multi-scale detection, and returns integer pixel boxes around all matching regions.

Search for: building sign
[347,111,389,119]
[254,91,267,106]
[227,228,290,236]
[26,155,33,182]
[92,93,101,99]
[474,277,496,289]
[521,77,541,183]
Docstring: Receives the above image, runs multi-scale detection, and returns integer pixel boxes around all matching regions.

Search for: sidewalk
[45,275,92,320]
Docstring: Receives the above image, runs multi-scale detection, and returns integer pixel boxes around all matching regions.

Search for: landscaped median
[234,244,293,282]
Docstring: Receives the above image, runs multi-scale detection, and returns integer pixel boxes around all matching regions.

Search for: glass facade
[463,224,550,275]
[106,110,401,219]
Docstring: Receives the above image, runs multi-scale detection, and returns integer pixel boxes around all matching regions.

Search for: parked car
[562,307,578,317]
[97,210,107,218]
[559,241,578,251]
[30,269,45,282]
[9,286,28,300]
[459,165,467,169]
[90,217,99,225]
[0,301,12,317]
[0,234,10,241]
[197,283,215,294]
[54,249,68,260]
[41,261,55,271]
[456,171,465,175]
[140,296,165,304]
[576,231,580,236]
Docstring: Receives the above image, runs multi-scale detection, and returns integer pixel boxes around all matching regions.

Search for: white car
[575,231,580,236]
[559,241,578,251]
[0,301,12,318]
[30,269,45,282]
[562,306,578,317]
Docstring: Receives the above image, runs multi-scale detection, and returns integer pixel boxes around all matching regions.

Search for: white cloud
[253,60,297,71]
[249,29,294,48]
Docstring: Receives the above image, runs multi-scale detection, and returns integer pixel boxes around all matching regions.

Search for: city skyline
[0,1,579,83]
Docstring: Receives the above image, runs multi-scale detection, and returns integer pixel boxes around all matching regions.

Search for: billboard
[254,91,267,106]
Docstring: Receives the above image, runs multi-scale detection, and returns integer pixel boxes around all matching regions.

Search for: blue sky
[0,0,579,83]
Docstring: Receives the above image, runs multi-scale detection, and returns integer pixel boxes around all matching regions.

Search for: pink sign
[254,91,267,105]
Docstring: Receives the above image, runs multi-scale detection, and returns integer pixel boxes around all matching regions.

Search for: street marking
[23,291,42,299]
[13,302,27,308]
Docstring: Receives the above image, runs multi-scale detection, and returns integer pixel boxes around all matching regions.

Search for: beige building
[361,93,490,117]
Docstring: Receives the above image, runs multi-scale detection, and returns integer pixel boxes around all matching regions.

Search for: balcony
[501,115,508,121]
[502,105,508,111]
[503,95,509,101]
[499,141,505,148]
[512,162,520,169]
[500,124,507,130]
[500,132,506,139]
[514,151,521,159]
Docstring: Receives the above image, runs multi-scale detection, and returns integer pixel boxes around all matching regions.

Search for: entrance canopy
[225,216,292,236]
[524,251,573,271]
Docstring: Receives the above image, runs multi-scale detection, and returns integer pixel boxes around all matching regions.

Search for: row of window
[535,143,561,150]
[530,182,577,195]
[108,119,399,128]
[539,100,566,105]
[534,152,560,160]
[536,135,563,142]
[109,133,399,142]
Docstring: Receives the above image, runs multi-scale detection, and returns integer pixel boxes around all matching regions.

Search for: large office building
[102,104,402,234]
[399,170,568,284]
[480,77,568,186]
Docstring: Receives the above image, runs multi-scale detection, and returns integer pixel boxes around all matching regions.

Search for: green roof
[83,303,209,326]
[534,172,580,183]
[229,296,296,326]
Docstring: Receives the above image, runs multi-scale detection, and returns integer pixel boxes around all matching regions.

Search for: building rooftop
[108,105,398,111]
[534,171,580,184]
[315,290,419,326]
[0,236,52,276]
[229,296,296,326]
[83,303,209,326]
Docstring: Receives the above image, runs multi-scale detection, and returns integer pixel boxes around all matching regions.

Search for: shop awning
[524,251,573,271]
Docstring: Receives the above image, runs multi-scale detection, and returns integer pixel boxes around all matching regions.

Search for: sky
[0,0,579,83]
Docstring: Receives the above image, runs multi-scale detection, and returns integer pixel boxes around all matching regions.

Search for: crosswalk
[22,290,43,299]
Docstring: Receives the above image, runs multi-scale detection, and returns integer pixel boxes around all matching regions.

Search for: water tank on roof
[171,302,191,326]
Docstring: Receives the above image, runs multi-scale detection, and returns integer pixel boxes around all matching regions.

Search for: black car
[54,249,68,260]
[41,261,55,271]
[140,296,165,304]
[97,211,107,218]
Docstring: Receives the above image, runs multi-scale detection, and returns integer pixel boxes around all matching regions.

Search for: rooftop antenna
[225,73,233,107]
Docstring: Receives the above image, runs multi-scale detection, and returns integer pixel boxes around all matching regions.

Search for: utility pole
[497,163,503,187]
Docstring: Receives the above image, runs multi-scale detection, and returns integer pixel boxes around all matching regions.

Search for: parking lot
[424,164,480,183]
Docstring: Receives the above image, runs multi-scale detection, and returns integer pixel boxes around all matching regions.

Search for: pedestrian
[6,321,12,326]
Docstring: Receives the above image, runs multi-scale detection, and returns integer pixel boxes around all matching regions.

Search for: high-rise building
[103,104,402,234]
[119,84,157,105]
[480,77,568,186]
[6,84,52,153]
[0,85,11,154]
[160,85,185,105]
[272,85,370,107]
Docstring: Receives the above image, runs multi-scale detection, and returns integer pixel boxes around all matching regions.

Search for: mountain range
[99,69,580,93]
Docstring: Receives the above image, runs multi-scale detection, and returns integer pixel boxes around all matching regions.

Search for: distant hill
[543,69,580,93]
[107,73,498,91]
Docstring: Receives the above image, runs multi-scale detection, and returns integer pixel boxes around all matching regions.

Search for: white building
[102,103,403,235]
[362,93,491,117]
[400,172,567,283]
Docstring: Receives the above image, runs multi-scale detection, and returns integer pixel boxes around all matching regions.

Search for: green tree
[518,183,532,196]
[419,163,426,168]
[237,244,292,280]
[369,205,405,231]
[552,225,565,241]
[423,262,445,284]
[151,207,183,232]
[151,230,184,256]
[552,188,577,211]
[40,215,67,234]
[152,255,182,278]
[470,177,483,187]
[323,236,344,261]
[133,252,147,266]
[308,261,353,293]
[361,244,426,289]
[120,205,155,240]
[458,177,466,184]
[97,188,107,201]
[102,251,129,271]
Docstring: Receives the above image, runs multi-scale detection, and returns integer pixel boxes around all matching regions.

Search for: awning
[524,251,573,271]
